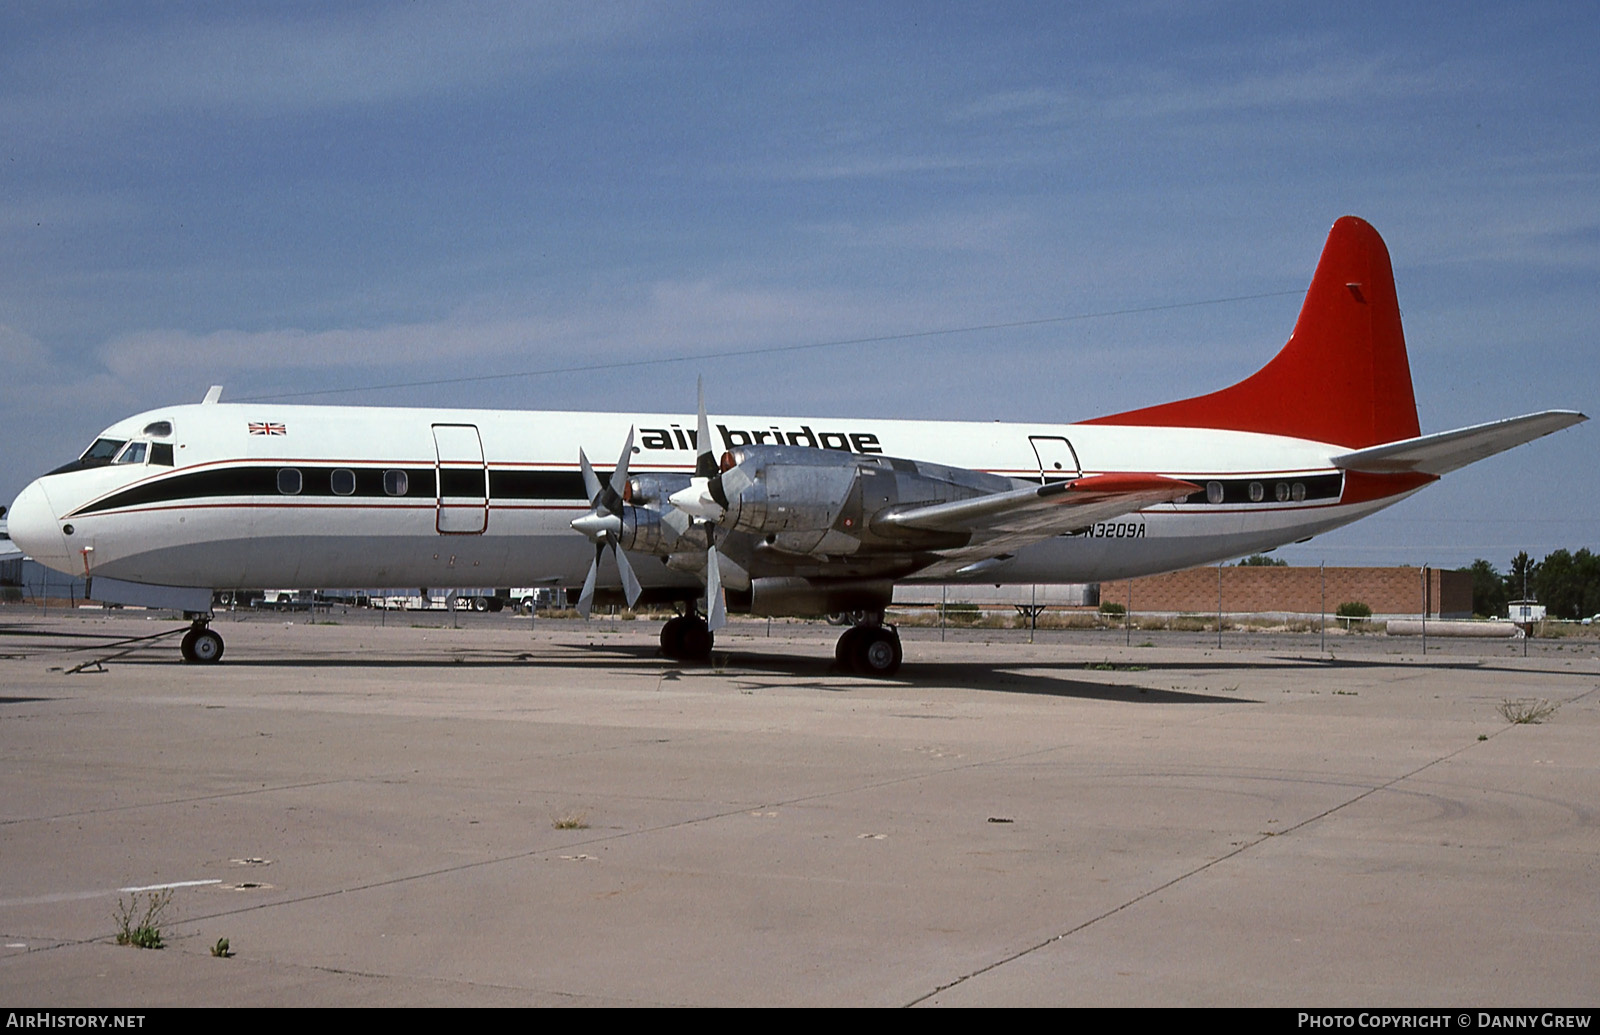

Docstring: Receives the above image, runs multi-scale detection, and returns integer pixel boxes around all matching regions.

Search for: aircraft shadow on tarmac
[20,622,1590,701]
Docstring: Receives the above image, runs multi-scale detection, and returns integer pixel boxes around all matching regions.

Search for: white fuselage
[7,400,1415,596]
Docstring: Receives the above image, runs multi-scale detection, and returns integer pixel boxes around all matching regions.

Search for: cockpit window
[113,442,148,465]
[142,420,173,437]
[81,438,126,463]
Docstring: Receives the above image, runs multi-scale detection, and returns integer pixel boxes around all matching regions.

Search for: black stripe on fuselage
[67,465,597,516]
[64,463,1343,517]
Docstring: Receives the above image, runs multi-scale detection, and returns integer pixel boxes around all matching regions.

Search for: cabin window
[1248,481,1264,503]
[114,441,147,465]
[330,469,356,496]
[1275,482,1291,502]
[82,438,126,463]
[149,443,174,466]
[277,468,302,495]
[1206,481,1224,504]
[1291,482,1306,502]
[142,421,173,437]
[383,470,408,496]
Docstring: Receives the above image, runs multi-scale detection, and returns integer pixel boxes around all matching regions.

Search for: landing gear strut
[835,614,902,677]
[179,620,224,664]
[659,612,714,663]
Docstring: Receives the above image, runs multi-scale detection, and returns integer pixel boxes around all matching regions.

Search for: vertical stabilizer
[1084,216,1421,448]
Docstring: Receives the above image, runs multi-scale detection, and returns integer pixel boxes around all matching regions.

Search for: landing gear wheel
[660,615,688,658]
[659,615,713,663]
[181,627,224,664]
[679,620,713,662]
[840,626,901,677]
[835,626,867,667]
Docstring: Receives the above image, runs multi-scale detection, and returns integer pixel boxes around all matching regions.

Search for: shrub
[1335,601,1372,619]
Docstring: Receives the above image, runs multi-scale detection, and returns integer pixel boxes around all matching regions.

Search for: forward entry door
[432,424,488,534]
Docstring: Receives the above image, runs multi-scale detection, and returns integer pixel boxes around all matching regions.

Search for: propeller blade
[661,506,692,538]
[614,541,643,608]
[578,448,602,504]
[694,377,719,479]
[577,544,601,619]
[719,459,755,501]
[603,427,635,511]
[705,541,727,631]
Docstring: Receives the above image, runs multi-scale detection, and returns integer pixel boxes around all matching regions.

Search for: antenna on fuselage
[201,386,223,404]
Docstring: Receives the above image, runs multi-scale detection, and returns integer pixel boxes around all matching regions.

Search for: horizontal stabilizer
[1331,410,1586,476]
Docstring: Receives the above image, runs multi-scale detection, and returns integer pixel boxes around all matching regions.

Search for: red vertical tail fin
[1084,216,1421,448]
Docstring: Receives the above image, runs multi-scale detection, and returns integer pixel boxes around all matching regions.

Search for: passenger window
[1206,481,1224,505]
[150,443,174,466]
[278,468,302,495]
[1291,482,1306,502]
[114,442,148,465]
[1248,481,1264,503]
[383,470,408,496]
[1275,482,1290,502]
[331,469,356,496]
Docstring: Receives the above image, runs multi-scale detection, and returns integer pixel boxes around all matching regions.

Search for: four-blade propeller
[570,428,643,618]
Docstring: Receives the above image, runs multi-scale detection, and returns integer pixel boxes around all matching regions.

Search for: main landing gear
[659,612,714,662]
[835,616,902,677]
[179,620,224,664]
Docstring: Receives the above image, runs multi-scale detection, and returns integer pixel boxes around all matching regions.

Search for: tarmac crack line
[901,726,1518,1007]
[0,778,361,827]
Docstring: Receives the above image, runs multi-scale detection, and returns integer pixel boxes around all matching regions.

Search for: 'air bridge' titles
[638,423,884,455]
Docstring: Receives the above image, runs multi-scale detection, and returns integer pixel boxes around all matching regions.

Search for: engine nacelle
[714,444,1015,556]
[719,446,860,550]
[738,577,894,617]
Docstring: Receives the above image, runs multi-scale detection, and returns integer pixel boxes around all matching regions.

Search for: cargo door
[1028,435,1081,484]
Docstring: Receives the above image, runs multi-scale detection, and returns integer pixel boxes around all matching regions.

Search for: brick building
[1099,565,1470,618]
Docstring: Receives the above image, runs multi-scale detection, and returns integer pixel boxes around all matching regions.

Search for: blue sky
[2,2,1595,570]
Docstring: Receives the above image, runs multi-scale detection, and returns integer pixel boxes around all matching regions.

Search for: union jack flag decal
[248,422,287,436]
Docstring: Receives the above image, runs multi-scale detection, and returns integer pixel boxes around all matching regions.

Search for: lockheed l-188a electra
[6,217,1586,675]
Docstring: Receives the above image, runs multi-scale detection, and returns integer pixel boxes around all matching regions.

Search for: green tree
[1460,559,1508,618]
[1236,553,1288,567]
[1535,550,1580,619]
[1575,549,1600,618]
[1505,551,1540,603]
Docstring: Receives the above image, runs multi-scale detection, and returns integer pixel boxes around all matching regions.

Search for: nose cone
[8,479,72,574]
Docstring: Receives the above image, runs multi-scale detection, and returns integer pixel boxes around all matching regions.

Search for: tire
[472,597,489,612]
[851,627,902,677]
[186,629,224,664]
[835,626,865,667]
[679,620,714,662]
[180,628,198,662]
[660,615,687,658]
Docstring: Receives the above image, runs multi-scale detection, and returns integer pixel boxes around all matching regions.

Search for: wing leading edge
[876,472,1199,576]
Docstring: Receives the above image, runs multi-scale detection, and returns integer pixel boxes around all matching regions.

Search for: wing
[874,472,1198,576]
